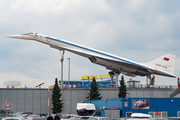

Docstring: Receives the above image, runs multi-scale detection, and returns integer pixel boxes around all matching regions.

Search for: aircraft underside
[50,44,175,78]
[89,56,151,77]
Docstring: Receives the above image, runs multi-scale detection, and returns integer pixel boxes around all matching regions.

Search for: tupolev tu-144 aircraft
[7,32,176,85]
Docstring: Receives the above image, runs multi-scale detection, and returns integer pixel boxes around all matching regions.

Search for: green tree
[52,78,63,113]
[86,77,102,100]
[118,75,127,98]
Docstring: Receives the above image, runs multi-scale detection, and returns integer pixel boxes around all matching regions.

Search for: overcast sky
[0,0,180,88]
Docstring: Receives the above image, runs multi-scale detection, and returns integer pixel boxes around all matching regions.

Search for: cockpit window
[21,33,29,35]
[21,32,36,35]
[29,32,34,34]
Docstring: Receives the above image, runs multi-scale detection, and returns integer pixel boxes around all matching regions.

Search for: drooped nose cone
[7,32,36,40]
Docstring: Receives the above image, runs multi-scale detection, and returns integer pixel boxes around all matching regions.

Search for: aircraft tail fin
[146,54,176,75]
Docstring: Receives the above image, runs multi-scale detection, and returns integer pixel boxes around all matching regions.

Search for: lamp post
[67,58,70,88]
[48,88,50,115]
[67,58,70,113]
[88,76,90,103]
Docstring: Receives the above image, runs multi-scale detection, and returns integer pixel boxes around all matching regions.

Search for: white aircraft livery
[7,32,176,79]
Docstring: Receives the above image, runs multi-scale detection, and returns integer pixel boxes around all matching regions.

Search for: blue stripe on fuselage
[43,36,175,77]
[45,36,147,68]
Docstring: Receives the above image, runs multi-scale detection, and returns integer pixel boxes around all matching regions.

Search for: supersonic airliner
[7,32,176,82]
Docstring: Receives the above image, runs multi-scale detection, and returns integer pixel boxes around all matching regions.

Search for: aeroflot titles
[156,63,168,69]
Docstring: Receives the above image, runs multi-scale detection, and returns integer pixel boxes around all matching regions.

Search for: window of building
[149,112,154,117]
[95,106,103,113]
[162,112,167,118]
[148,112,167,118]
[124,102,128,107]
[78,83,82,87]
[177,111,180,117]
[126,112,132,118]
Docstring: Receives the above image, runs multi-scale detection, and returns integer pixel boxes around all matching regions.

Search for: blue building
[85,98,180,119]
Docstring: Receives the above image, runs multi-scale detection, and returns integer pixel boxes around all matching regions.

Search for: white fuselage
[7,32,176,78]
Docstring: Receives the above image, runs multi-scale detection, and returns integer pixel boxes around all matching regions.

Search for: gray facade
[0,88,179,114]
[0,89,48,114]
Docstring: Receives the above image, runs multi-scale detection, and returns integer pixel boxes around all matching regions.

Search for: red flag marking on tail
[163,57,169,61]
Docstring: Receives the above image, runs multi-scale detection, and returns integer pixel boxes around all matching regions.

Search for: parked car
[16,112,33,115]
[39,114,47,118]
[6,114,24,118]
[0,117,8,120]
[26,114,40,120]
[164,118,180,120]
[1,117,26,120]
[0,114,6,117]
[21,114,30,118]
[60,114,78,120]
[87,117,109,120]
[69,116,91,120]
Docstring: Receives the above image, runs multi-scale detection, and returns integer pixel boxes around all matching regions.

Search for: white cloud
[0,0,180,88]
[0,72,44,88]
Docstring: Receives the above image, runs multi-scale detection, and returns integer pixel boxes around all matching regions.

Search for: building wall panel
[49,90,53,114]
[71,90,79,114]
[62,89,68,113]
[143,90,150,97]
[17,89,25,112]
[32,90,41,114]
[129,90,137,97]
[40,90,48,114]
[101,89,108,99]
[10,89,18,112]
[136,90,143,97]
[150,89,154,97]
[0,87,179,114]
[163,90,170,97]
[108,89,117,99]
[25,90,33,113]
